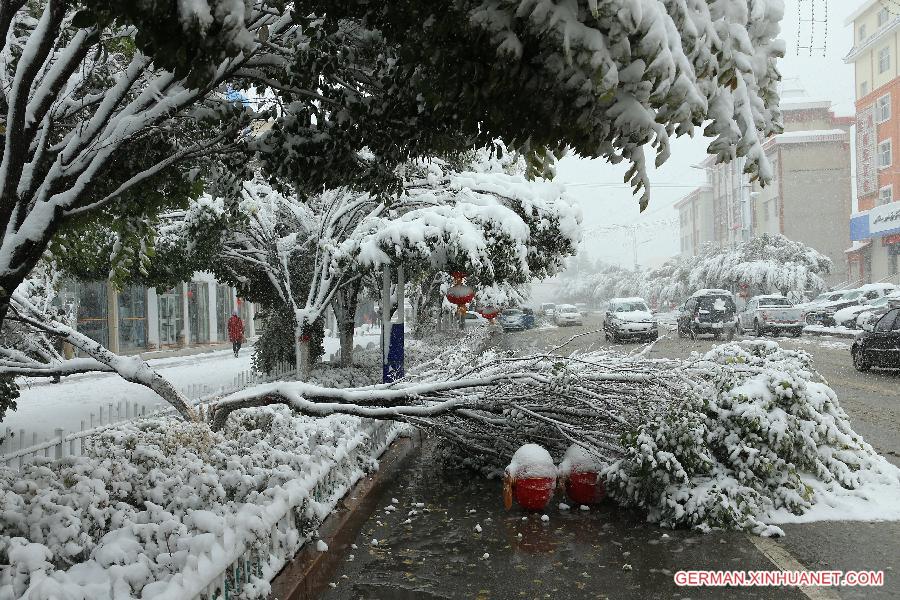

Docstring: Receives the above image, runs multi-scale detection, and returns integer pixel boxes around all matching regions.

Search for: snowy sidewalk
[7,347,254,443]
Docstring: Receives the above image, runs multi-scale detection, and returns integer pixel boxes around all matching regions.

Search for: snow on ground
[803,325,860,338]
[5,330,384,446]
[7,349,253,444]
[789,337,851,351]
[767,460,900,525]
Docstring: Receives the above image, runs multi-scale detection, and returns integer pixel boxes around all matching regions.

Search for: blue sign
[850,205,900,241]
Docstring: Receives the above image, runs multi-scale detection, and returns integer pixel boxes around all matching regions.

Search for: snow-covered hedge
[0,410,398,599]
[604,341,884,535]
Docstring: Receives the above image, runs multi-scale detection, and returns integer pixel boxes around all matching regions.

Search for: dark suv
[677,290,737,340]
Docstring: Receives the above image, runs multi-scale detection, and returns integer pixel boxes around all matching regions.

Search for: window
[879,7,890,27]
[879,46,891,74]
[880,185,893,205]
[879,139,892,168]
[891,252,899,276]
[877,94,892,122]
[876,309,899,331]
[861,81,870,96]
[859,23,867,40]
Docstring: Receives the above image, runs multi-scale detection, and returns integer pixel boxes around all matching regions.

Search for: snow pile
[505,444,556,479]
[604,340,899,534]
[558,444,604,476]
[0,408,397,599]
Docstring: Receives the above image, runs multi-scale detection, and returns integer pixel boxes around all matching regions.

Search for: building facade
[59,273,258,356]
[674,185,714,256]
[845,1,900,285]
[676,95,852,287]
[750,100,853,286]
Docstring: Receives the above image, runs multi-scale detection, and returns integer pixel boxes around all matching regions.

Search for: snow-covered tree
[643,234,833,305]
[0,0,785,336]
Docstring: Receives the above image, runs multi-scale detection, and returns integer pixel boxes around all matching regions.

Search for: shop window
[880,185,893,205]
[879,46,891,74]
[215,284,234,342]
[157,285,184,346]
[76,281,108,348]
[877,94,891,122]
[879,139,892,168]
[188,282,210,344]
[117,285,147,353]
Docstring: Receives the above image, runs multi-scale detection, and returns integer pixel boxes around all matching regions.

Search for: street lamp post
[381,264,405,383]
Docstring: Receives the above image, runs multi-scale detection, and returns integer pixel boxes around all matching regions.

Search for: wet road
[320,316,900,599]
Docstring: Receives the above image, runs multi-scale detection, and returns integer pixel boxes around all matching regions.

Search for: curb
[802,328,860,339]
[269,429,423,600]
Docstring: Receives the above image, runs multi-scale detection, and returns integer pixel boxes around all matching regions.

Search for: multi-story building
[750,97,853,286]
[845,1,900,285]
[678,86,853,286]
[674,184,714,256]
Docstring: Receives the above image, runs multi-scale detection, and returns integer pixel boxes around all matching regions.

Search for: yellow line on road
[747,535,842,600]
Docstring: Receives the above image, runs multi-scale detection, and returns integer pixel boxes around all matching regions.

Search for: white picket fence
[0,361,299,470]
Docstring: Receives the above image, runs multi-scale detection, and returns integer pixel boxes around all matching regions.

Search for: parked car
[540,302,557,317]
[851,307,900,371]
[806,284,898,327]
[676,289,737,340]
[603,297,658,343]
[554,304,583,326]
[463,311,488,327]
[499,307,536,331]
[856,293,900,330]
[737,294,804,337]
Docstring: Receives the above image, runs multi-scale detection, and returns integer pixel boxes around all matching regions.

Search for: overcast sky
[556,0,860,271]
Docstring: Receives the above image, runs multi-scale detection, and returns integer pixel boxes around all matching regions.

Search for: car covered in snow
[851,307,900,371]
[499,307,536,331]
[603,297,658,343]
[463,311,488,327]
[554,304,583,326]
[676,289,737,340]
[806,284,898,327]
[540,302,556,317]
[738,294,804,337]
[855,293,900,330]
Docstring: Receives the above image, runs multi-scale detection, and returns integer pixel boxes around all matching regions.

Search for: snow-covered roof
[780,100,832,112]
[845,240,872,253]
[769,129,848,145]
[845,0,880,26]
[858,282,898,292]
[690,288,732,298]
[608,297,648,304]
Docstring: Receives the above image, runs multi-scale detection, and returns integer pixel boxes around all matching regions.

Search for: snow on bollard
[504,444,557,512]
[558,444,606,506]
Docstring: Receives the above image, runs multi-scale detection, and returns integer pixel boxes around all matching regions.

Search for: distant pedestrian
[228,309,244,357]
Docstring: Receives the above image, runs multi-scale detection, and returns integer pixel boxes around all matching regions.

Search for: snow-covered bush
[604,341,881,534]
[0,409,392,599]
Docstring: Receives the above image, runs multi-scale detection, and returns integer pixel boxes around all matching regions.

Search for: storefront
[157,285,185,347]
[187,282,210,344]
[117,285,147,353]
[215,284,234,342]
[849,202,900,284]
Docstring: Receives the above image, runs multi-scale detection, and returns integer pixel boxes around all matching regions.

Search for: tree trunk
[333,279,361,367]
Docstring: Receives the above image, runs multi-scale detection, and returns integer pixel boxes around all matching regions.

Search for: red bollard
[565,471,606,505]
[504,444,557,511]
[514,477,556,511]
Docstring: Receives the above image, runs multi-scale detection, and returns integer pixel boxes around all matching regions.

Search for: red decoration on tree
[446,271,475,315]
[479,306,500,320]
[186,290,194,299]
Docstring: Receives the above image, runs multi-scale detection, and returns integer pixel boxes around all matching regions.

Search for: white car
[603,297,658,342]
[463,312,488,327]
[540,302,557,317]
[554,304,583,326]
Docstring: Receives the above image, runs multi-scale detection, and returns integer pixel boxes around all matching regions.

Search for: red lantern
[479,306,500,320]
[186,290,194,299]
[446,271,475,315]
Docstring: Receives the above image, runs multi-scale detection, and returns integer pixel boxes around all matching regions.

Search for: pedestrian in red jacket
[227,310,244,357]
